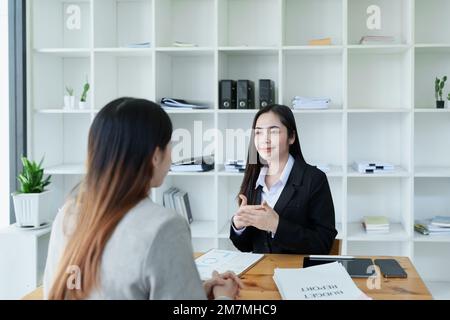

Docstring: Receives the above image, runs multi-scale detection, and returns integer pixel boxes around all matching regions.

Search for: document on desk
[195,249,264,281]
[274,262,372,300]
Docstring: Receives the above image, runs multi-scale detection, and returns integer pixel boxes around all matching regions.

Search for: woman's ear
[152,147,162,167]
[289,132,296,145]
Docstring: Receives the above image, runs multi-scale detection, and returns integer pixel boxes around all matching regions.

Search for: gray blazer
[43,197,206,299]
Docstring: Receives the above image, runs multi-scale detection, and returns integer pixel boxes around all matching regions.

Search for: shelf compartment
[94,52,153,110]
[347,177,412,239]
[414,178,450,227]
[32,113,91,169]
[33,53,91,111]
[155,0,215,47]
[414,243,450,282]
[218,0,280,47]
[33,0,91,49]
[295,113,344,168]
[414,47,450,109]
[283,0,343,46]
[415,0,450,44]
[156,51,215,109]
[415,167,450,178]
[348,49,412,109]
[283,50,343,109]
[347,0,411,45]
[414,113,450,168]
[218,50,279,109]
[94,0,152,48]
[348,113,411,172]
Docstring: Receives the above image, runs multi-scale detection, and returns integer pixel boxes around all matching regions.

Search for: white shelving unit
[27,0,450,298]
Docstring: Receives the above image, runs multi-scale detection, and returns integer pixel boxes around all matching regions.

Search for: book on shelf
[359,35,396,45]
[308,37,332,46]
[163,187,193,224]
[173,41,198,48]
[273,262,371,300]
[224,159,246,173]
[352,161,395,174]
[161,98,210,110]
[291,96,331,110]
[195,249,264,281]
[430,216,450,228]
[362,216,390,234]
[415,218,450,236]
[123,42,151,48]
[170,155,215,172]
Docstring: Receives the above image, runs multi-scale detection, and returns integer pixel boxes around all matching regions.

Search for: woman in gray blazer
[43,98,242,300]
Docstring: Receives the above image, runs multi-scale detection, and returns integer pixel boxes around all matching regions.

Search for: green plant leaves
[17,156,52,194]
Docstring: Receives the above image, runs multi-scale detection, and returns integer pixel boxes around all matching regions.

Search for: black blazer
[230,159,337,254]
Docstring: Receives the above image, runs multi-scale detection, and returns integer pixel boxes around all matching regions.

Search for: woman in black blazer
[229,104,337,254]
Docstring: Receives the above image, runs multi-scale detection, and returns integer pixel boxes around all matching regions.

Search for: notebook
[195,249,264,281]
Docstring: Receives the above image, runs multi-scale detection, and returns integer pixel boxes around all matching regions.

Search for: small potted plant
[447,93,450,108]
[64,86,75,109]
[78,78,90,109]
[11,156,52,228]
[435,76,447,108]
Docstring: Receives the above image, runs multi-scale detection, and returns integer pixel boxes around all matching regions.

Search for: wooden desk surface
[23,254,432,300]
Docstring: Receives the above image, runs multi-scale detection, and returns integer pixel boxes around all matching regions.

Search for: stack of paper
[353,161,395,174]
[162,187,193,224]
[415,217,450,235]
[224,160,246,173]
[173,41,198,47]
[292,96,331,110]
[363,216,390,234]
[195,249,264,281]
[274,262,371,300]
[170,155,215,172]
[359,35,396,45]
[123,42,151,48]
[161,98,209,110]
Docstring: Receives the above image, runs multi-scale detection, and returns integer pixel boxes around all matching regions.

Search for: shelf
[283,0,343,46]
[34,48,91,57]
[414,233,450,243]
[347,108,410,113]
[347,166,410,178]
[218,46,279,54]
[94,0,152,49]
[155,0,215,47]
[347,0,411,46]
[218,0,280,47]
[347,45,410,54]
[415,108,450,113]
[167,170,215,177]
[163,109,215,114]
[94,48,153,56]
[189,220,216,238]
[282,46,343,54]
[347,222,409,241]
[34,108,94,114]
[44,164,86,175]
[415,0,450,44]
[415,166,450,177]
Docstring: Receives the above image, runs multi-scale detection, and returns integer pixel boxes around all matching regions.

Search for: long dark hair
[49,97,172,299]
[238,104,305,205]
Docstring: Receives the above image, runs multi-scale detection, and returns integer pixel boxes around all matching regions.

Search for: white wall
[0,0,10,227]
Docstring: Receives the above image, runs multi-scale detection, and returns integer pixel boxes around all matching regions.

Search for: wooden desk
[23,254,432,300]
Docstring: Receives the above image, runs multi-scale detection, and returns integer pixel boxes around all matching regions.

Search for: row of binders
[162,187,193,224]
[415,216,450,235]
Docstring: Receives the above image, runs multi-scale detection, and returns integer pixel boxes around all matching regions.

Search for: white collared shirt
[233,154,295,237]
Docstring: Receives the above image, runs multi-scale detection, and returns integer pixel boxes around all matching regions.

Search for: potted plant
[447,93,450,108]
[11,156,52,228]
[64,86,75,109]
[78,78,90,109]
[435,76,447,108]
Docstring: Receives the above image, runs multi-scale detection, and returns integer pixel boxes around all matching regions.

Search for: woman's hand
[235,201,280,234]
[233,195,266,229]
[203,270,244,300]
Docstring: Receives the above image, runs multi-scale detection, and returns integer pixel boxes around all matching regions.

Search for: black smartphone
[374,259,407,278]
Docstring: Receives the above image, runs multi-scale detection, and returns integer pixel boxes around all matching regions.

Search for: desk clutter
[162,187,193,224]
[170,155,214,172]
[219,79,275,109]
[415,216,450,235]
[363,216,390,234]
[353,161,395,174]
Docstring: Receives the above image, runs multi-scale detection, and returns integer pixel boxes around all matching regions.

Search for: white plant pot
[64,96,75,109]
[78,101,88,109]
[447,100,450,108]
[11,190,52,228]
